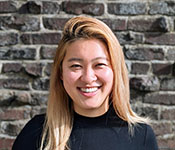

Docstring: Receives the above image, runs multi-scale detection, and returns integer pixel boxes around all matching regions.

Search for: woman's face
[62,39,114,117]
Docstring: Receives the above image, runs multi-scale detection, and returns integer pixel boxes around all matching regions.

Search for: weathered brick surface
[0,1,17,13]
[1,78,30,90]
[19,1,41,14]
[124,46,165,61]
[101,18,127,31]
[0,47,36,60]
[21,33,61,44]
[2,63,22,73]
[0,138,14,150]
[144,92,175,105]
[32,78,49,91]
[25,63,43,77]
[0,0,175,149]
[131,62,150,74]
[0,15,40,31]
[116,32,144,45]
[42,1,60,14]
[145,33,175,45]
[128,17,169,32]
[108,2,146,15]
[149,2,175,15]
[43,18,69,30]
[0,32,18,46]
[152,122,173,136]
[62,2,104,16]
[40,46,57,59]
[0,107,31,121]
[130,76,160,92]
[160,77,175,91]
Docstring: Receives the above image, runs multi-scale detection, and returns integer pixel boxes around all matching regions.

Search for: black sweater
[12,106,158,150]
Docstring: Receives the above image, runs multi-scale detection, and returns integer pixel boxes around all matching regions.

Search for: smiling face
[62,38,114,117]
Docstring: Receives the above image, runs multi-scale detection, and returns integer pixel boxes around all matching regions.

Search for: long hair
[40,16,148,150]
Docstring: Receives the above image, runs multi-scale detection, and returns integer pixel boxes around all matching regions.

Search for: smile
[80,87,98,93]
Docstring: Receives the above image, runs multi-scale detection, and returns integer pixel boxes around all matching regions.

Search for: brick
[152,63,173,76]
[25,63,43,77]
[0,32,18,46]
[130,76,160,92]
[31,106,47,117]
[145,33,175,45]
[157,136,175,149]
[149,1,175,15]
[128,17,169,32]
[130,89,143,103]
[62,2,104,16]
[144,92,175,105]
[42,1,60,14]
[166,48,175,60]
[0,1,17,13]
[0,107,31,121]
[14,91,31,105]
[2,63,22,73]
[152,122,172,136]
[108,2,146,15]
[160,77,175,91]
[40,46,56,59]
[116,32,144,45]
[44,63,53,76]
[0,138,14,150]
[32,78,49,91]
[161,108,175,120]
[0,47,36,60]
[133,105,159,120]
[131,62,150,74]
[43,18,69,30]
[0,15,40,32]
[1,78,30,90]
[0,91,14,106]
[31,92,48,105]
[0,121,25,136]
[124,46,164,61]
[0,91,44,106]
[19,1,41,14]
[20,33,61,44]
[101,19,127,31]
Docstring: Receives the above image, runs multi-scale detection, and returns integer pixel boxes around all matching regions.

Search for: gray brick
[0,33,18,46]
[62,2,104,16]
[42,1,60,14]
[0,47,36,60]
[20,33,61,45]
[108,2,146,15]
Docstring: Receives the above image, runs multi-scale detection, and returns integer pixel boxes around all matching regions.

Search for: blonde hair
[40,16,148,150]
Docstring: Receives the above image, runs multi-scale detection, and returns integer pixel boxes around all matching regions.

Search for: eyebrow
[67,57,109,62]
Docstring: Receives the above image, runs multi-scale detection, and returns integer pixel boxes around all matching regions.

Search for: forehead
[64,38,109,60]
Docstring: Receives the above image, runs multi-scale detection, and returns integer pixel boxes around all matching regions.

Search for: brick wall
[0,0,175,150]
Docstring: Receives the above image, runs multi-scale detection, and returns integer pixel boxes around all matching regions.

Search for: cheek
[62,70,80,85]
[98,69,114,83]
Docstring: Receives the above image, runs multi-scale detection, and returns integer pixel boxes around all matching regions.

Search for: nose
[80,67,97,84]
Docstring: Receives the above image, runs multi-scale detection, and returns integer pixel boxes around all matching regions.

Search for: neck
[74,102,109,117]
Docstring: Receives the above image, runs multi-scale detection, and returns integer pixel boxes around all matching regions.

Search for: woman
[12,16,158,150]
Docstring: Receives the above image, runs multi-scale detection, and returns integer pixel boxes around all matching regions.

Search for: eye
[95,63,107,67]
[70,64,82,69]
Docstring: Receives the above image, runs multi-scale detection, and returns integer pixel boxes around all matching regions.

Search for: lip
[77,86,101,97]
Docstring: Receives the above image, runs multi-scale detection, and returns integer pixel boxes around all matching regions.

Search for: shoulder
[12,114,46,150]
[134,123,158,149]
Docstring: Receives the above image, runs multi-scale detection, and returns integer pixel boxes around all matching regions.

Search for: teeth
[80,87,98,93]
